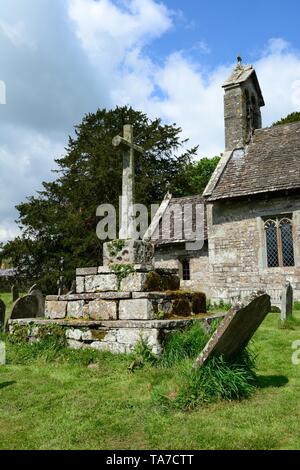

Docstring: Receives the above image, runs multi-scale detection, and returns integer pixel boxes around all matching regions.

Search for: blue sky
[1,0,300,242]
[154,0,300,65]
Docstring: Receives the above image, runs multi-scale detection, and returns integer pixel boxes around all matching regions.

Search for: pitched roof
[223,64,265,106]
[207,121,300,201]
[147,195,207,246]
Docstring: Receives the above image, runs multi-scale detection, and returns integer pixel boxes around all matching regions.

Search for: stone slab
[103,239,154,266]
[76,267,98,276]
[119,299,155,320]
[87,300,118,321]
[120,272,148,292]
[45,300,67,319]
[194,293,271,367]
[76,277,85,294]
[9,316,224,329]
[67,300,85,319]
[85,274,118,292]
[46,292,131,301]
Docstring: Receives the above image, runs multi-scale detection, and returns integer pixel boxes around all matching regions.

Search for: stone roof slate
[208,121,300,201]
[152,195,207,246]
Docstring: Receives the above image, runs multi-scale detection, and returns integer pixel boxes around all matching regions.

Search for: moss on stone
[91,330,107,341]
[192,293,207,314]
[172,299,191,317]
[145,271,163,291]
[160,275,180,291]
[107,240,126,257]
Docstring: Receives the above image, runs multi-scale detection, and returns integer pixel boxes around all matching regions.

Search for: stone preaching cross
[112,124,144,239]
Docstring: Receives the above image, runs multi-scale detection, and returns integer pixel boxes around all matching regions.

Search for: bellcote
[223,58,265,151]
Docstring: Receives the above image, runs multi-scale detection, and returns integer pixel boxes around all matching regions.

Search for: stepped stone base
[9,261,209,356]
[8,315,223,355]
[45,290,206,321]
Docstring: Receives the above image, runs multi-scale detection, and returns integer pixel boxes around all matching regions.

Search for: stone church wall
[207,194,300,305]
[154,242,210,297]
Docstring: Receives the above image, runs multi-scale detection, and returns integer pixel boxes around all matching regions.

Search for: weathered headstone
[10,295,39,320]
[28,284,37,294]
[281,282,293,322]
[0,299,6,329]
[0,341,5,365]
[11,285,19,302]
[194,293,271,367]
[30,289,45,318]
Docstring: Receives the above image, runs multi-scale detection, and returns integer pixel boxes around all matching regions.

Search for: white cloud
[0,19,35,49]
[68,0,173,64]
[256,39,300,125]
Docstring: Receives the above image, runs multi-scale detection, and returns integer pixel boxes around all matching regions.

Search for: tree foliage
[272,111,300,127]
[1,106,218,293]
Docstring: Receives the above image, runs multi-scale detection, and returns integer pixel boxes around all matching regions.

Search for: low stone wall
[9,315,224,355]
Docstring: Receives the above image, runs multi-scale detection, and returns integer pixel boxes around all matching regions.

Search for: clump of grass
[154,349,257,410]
[279,316,300,330]
[176,349,257,409]
[160,322,209,368]
[153,321,258,409]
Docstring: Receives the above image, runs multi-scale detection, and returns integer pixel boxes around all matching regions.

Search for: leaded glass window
[264,216,295,268]
[182,259,191,281]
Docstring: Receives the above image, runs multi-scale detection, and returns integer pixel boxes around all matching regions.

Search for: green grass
[1,307,300,449]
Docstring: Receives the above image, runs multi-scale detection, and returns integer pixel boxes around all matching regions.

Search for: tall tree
[0,106,198,293]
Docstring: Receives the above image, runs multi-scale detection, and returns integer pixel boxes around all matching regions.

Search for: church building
[152,59,300,306]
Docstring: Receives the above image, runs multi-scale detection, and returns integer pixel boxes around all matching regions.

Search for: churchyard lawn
[0,301,300,450]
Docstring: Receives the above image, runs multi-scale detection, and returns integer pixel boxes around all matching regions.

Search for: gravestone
[11,285,19,302]
[281,282,293,322]
[0,341,5,365]
[30,289,45,318]
[28,284,37,294]
[194,292,271,367]
[0,299,6,329]
[10,295,39,320]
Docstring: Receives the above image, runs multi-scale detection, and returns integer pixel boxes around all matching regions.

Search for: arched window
[264,216,295,268]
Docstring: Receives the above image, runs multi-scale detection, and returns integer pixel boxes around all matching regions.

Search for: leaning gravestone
[0,299,6,329]
[281,282,293,322]
[194,293,271,367]
[11,285,19,302]
[30,289,45,318]
[10,295,39,320]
